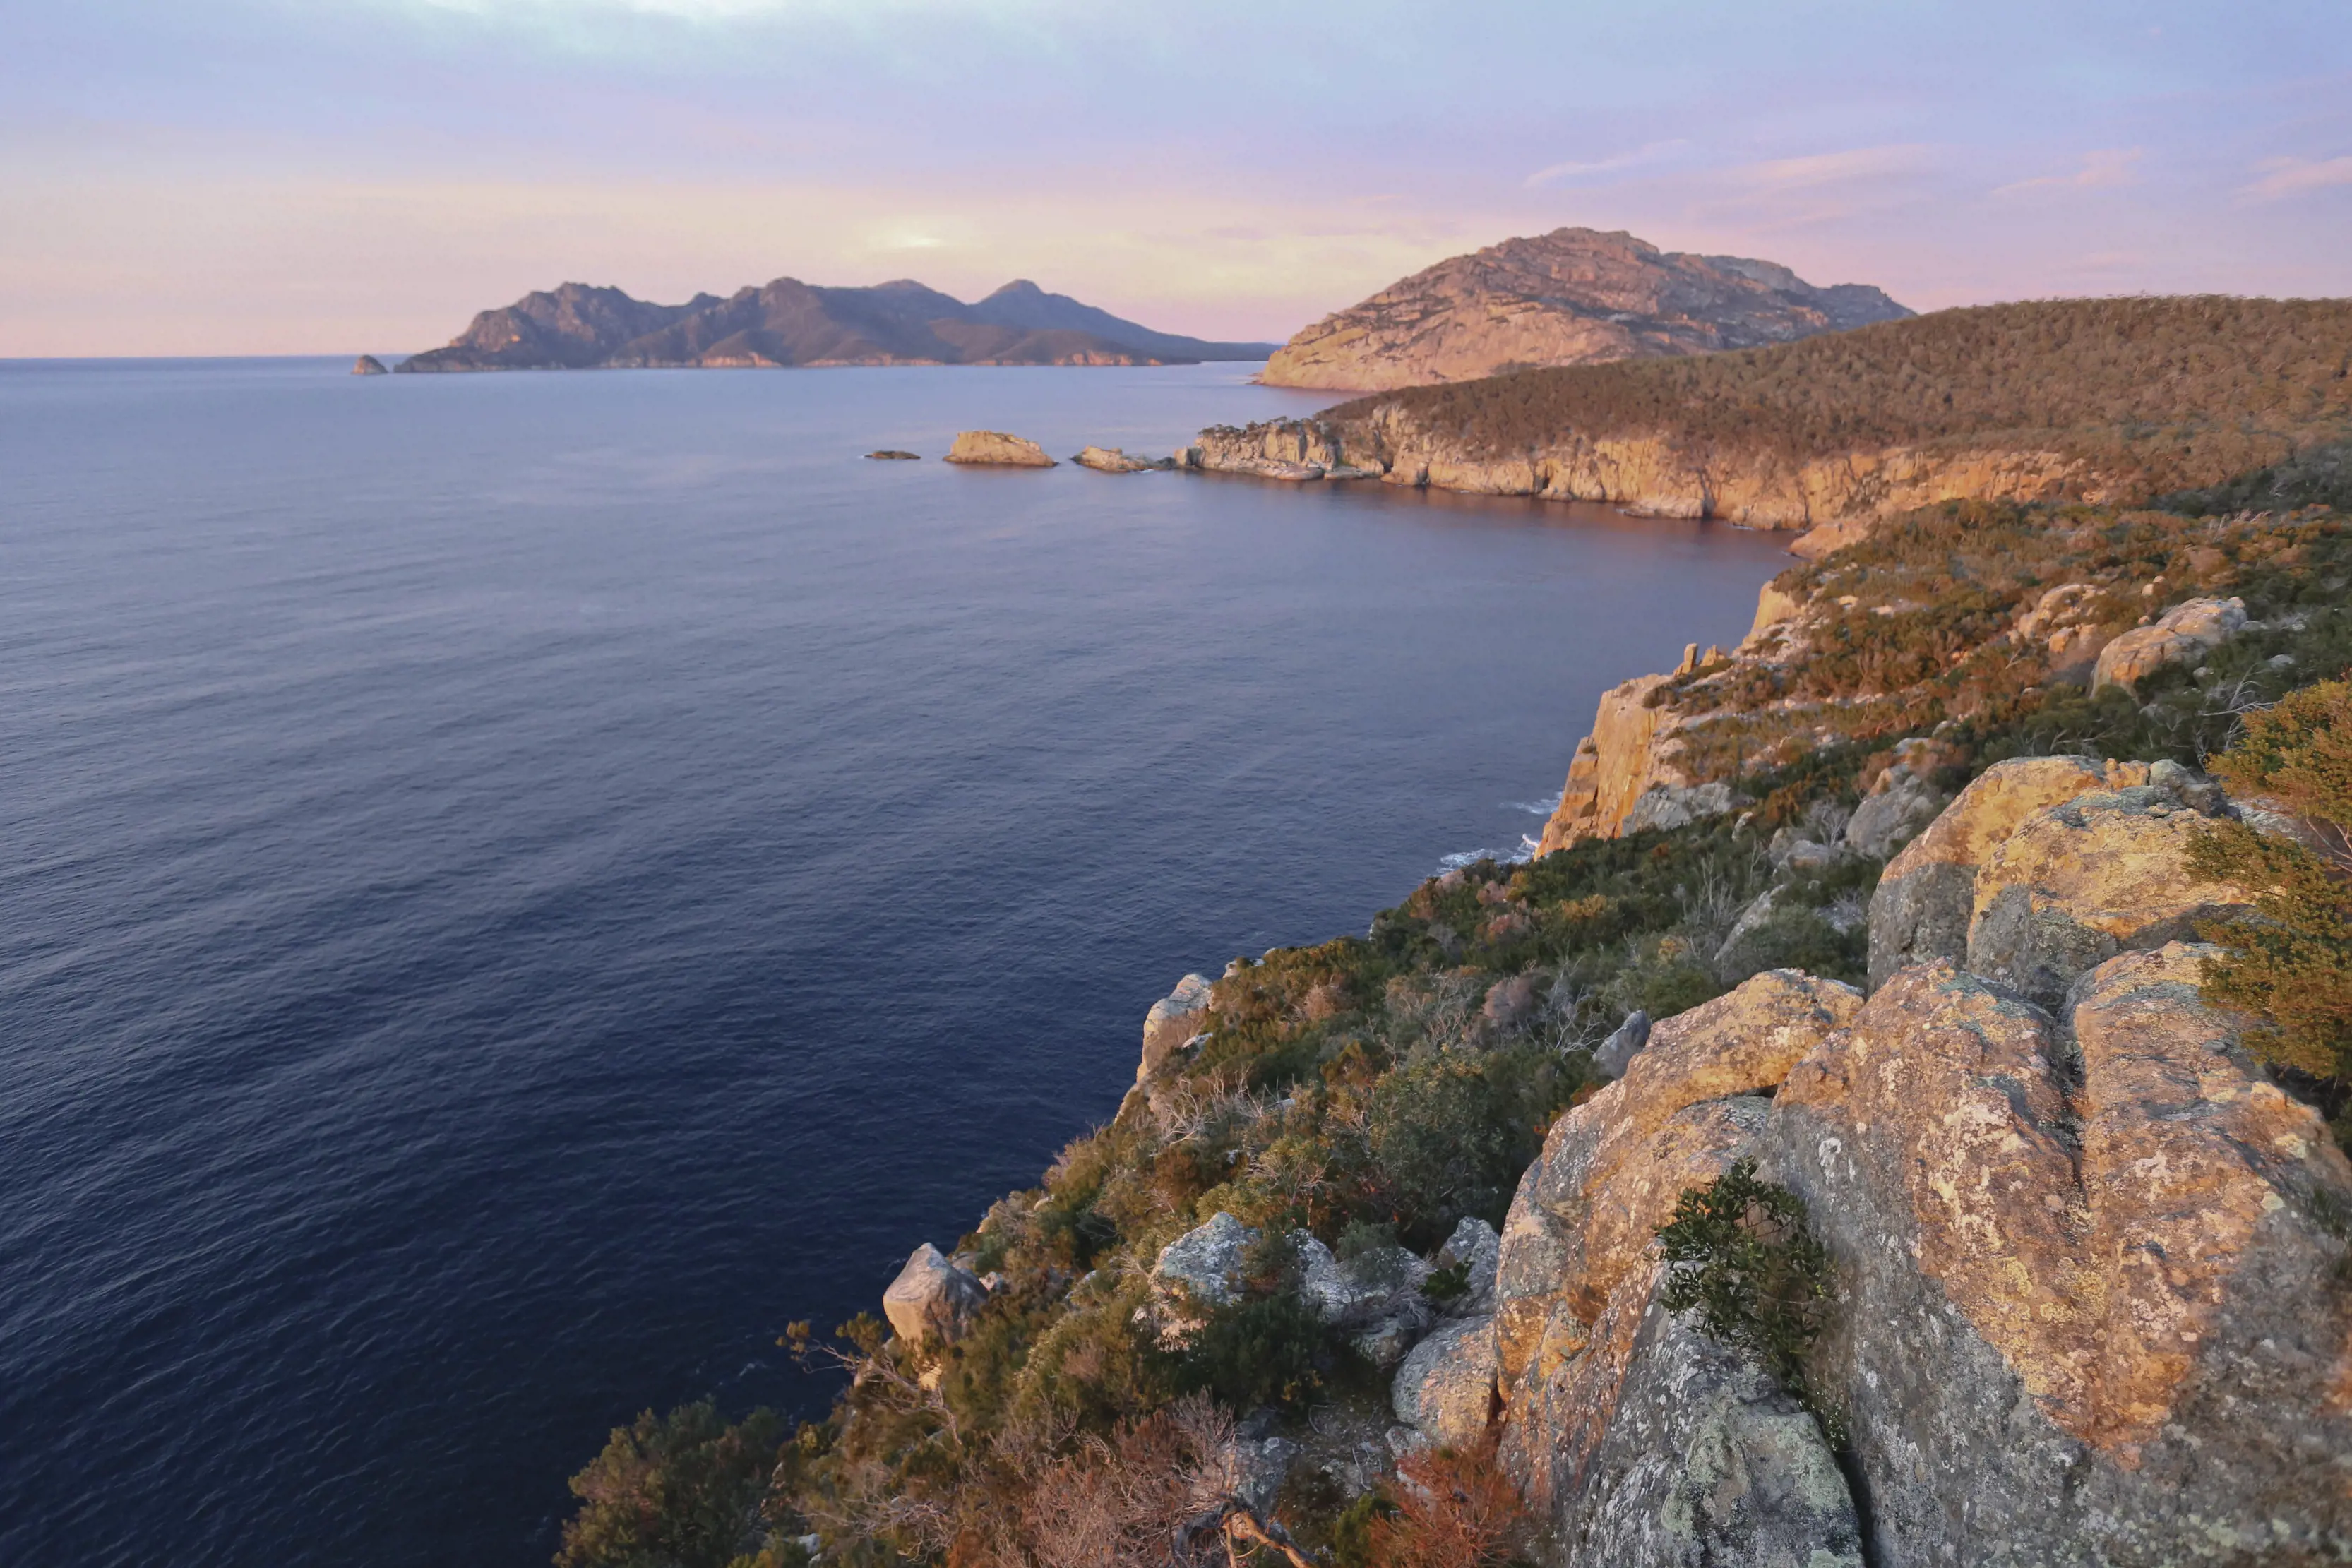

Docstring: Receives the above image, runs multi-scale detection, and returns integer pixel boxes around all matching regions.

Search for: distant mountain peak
[398,276,1279,373]
[1262,227,1912,392]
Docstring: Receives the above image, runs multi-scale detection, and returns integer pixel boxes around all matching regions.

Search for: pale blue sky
[4,0,2348,353]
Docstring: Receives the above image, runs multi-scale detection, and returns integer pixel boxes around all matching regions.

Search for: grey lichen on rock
[1964,783,2252,1009]
[1390,1312,1498,1449]
[944,431,1056,467]
[1151,1211,1255,1341]
[1592,1009,1651,1079]
[881,1243,988,1347]
[1138,973,1214,1084]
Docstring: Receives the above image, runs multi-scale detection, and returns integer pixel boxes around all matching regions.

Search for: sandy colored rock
[2093,596,2249,692]
[1761,955,2352,1564]
[944,431,1057,467]
[1868,755,2152,990]
[1391,1314,1499,1449]
[1490,971,1861,1536]
[1966,784,2254,1008]
[1537,674,1683,854]
[1260,227,1908,392]
[1072,445,1168,472]
[1138,973,1214,1084]
[882,1243,988,1347]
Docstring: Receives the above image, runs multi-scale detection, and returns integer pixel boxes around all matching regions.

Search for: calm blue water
[0,358,1789,1566]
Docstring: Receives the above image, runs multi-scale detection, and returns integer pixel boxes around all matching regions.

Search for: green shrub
[556,1400,784,1568]
[1173,1288,1325,1411]
[1656,1161,1834,1423]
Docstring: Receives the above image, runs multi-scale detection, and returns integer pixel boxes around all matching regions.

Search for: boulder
[1966,784,2254,1009]
[944,431,1056,467]
[881,1243,988,1347]
[1760,953,2352,1565]
[1432,1216,1501,1314]
[1593,1010,1651,1079]
[1296,1233,1431,1330]
[352,354,388,376]
[1073,445,1169,473]
[1391,1314,1499,1449]
[1868,755,2151,990]
[1842,765,1945,860]
[1138,973,1215,1083]
[1621,780,1741,836]
[2092,596,2248,692]
[1154,1212,1255,1310]
[1567,1310,1863,1568]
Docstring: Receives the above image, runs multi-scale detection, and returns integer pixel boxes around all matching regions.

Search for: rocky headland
[1260,227,1911,392]
[554,339,2352,1568]
[1184,296,2352,557]
[398,277,1277,373]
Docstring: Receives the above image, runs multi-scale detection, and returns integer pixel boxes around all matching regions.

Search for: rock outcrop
[2094,595,2250,691]
[1073,445,1173,473]
[1260,227,1909,392]
[1965,782,2254,1008]
[945,431,1056,467]
[352,354,388,376]
[882,1243,988,1347]
[1138,974,1214,1084]
[865,450,920,460]
[1484,769,2352,1567]
[1868,755,2153,989]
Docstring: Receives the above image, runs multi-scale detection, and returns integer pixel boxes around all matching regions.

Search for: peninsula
[396,277,1278,372]
[1259,227,1911,391]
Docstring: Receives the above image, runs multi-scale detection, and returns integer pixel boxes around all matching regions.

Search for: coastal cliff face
[1181,409,2103,541]
[1260,227,1910,392]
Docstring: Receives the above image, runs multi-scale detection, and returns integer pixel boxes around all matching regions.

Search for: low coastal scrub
[1327,297,2352,493]
[551,468,2351,1567]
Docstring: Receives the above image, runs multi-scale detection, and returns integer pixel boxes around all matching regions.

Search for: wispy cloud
[1736,144,1933,193]
[2241,155,2352,201]
[1524,140,1690,190]
[1993,147,2142,198]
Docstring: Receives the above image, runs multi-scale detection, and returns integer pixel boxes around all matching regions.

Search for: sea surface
[0,357,1790,1565]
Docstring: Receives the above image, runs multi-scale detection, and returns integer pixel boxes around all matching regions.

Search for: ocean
[0,357,1791,1564]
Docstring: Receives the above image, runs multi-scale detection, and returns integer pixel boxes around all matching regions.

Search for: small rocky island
[943,431,1056,467]
[351,355,388,376]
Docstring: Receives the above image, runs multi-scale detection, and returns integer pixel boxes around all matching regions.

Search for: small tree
[1654,1160,1834,1420]
[556,1399,783,1568]
[2190,678,2352,1099]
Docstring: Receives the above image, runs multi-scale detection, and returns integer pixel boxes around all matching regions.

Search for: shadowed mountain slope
[398,278,1278,371]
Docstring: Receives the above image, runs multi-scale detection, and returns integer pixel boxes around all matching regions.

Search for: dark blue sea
[0,357,1789,1566]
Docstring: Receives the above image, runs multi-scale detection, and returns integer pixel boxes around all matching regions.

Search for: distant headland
[395,277,1279,372]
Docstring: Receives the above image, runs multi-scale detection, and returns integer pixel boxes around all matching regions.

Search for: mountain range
[395,278,1277,371]
[1259,227,1913,390]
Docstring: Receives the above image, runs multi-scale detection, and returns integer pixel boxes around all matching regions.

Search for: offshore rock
[882,1243,988,1347]
[1868,755,2151,990]
[1761,953,2352,1564]
[1073,445,1170,473]
[1138,973,1214,1083]
[352,354,388,375]
[1966,784,2253,1009]
[2093,596,2250,692]
[945,431,1056,467]
[865,450,920,460]
[1568,1310,1862,1568]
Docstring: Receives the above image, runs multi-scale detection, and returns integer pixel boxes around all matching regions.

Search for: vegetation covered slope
[549,465,2352,1568]
[1323,294,2352,498]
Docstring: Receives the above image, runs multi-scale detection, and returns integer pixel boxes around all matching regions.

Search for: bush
[1363,1434,1532,1568]
[1655,1161,1834,1421]
[1174,1288,1325,1412]
[556,1400,784,1568]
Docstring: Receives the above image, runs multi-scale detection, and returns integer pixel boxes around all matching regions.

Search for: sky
[2,0,2348,355]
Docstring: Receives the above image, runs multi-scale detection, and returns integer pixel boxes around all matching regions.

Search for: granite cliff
[1186,296,2352,554]
[398,277,1277,372]
[1260,227,1910,392]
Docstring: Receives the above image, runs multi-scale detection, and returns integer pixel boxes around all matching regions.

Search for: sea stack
[352,355,388,376]
[944,431,1056,467]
